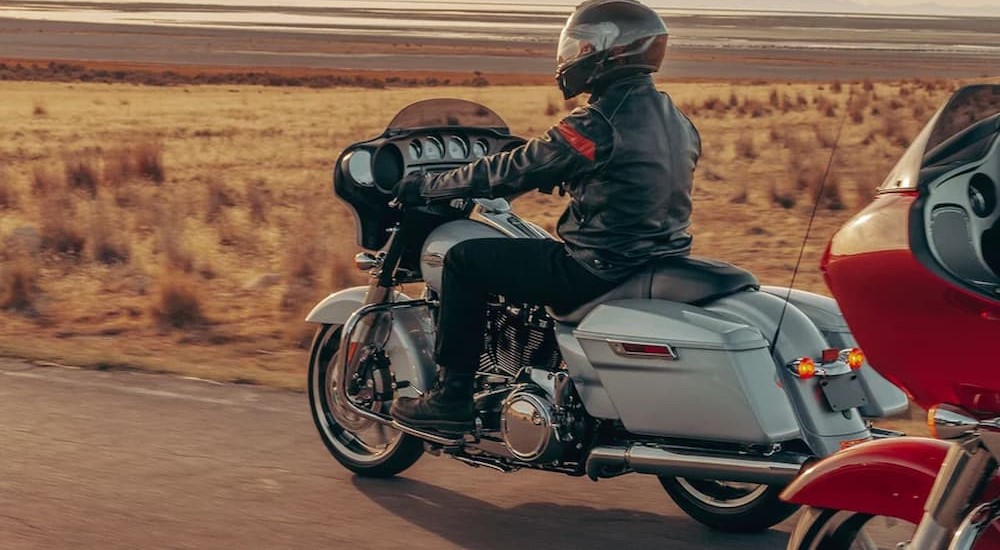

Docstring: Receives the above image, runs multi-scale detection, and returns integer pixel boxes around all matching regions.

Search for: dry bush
[36,174,86,257]
[0,169,19,209]
[564,97,579,111]
[102,146,135,187]
[730,183,749,204]
[862,79,875,92]
[769,88,780,108]
[882,116,910,147]
[735,133,758,159]
[32,166,62,195]
[831,80,843,94]
[0,254,39,312]
[544,97,559,117]
[246,179,270,224]
[770,181,796,209]
[32,101,47,116]
[728,92,739,108]
[215,210,243,248]
[205,178,237,222]
[899,86,912,97]
[63,151,101,196]
[156,204,194,272]
[701,166,724,181]
[134,139,165,183]
[702,96,727,115]
[796,92,809,108]
[87,196,130,264]
[818,172,846,210]
[850,109,865,125]
[769,123,783,143]
[739,98,767,118]
[152,269,208,328]
[814,124,838,148]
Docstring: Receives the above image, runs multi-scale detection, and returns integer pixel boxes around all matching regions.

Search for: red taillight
[793,358,816,379]
[821,349,840,363]
[845,348,865,370]
[610,341,678,360]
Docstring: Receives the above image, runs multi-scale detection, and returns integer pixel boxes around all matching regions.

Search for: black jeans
[435,238,619,373]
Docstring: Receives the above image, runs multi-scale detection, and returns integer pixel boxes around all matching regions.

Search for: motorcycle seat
[548,256,760,325]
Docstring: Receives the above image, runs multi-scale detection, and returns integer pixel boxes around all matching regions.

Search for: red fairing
[782,438,1000,526]
[822,192,1000,414]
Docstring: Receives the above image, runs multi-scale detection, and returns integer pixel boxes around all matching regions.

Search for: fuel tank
[420,219,508,292]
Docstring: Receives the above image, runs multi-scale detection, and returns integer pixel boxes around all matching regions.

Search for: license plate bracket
[819,372,868,412]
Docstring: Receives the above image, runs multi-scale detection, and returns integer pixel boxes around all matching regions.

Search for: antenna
[770,89,854,359]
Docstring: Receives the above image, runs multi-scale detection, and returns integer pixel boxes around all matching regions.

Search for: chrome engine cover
[500,389,562,463]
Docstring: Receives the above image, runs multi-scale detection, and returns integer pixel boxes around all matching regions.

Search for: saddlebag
[572,299,800,445]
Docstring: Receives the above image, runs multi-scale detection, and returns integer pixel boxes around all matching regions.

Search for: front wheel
[308,324,424,478]
[659,477,798,533]
[787,506,918,549]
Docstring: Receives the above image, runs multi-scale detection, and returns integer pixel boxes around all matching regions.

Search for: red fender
[782,437,960,524]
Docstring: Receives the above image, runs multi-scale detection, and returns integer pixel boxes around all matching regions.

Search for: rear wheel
[308,324,424,478]
[787,506,918,549]
[659,477,798,533]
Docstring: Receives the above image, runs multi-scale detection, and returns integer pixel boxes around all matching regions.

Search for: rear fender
[305,286,438,397]
[761,286,909,418]
[706,291,869,457]
[781,437,951,523]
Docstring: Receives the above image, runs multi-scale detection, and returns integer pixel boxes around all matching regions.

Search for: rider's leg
[391,238,617,431]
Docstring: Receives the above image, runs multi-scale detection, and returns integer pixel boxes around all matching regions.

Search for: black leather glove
[392,173,426,206]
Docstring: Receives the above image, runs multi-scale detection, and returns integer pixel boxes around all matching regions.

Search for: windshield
[880,84,1000,191]
[387,99,508,132]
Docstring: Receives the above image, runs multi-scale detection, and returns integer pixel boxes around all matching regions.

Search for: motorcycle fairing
[305,287,438,399]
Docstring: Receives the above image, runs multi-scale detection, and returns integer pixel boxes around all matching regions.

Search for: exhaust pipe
[586,445,807,484]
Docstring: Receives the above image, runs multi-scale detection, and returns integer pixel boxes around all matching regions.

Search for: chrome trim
[354,251,380,271]
[933,404,980,440]
[336,299,464,448]
[949,500,1000,550]
[585,444,807,484]
[607,340,679,360]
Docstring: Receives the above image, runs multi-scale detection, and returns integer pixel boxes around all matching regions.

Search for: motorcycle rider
[390,0,701,432]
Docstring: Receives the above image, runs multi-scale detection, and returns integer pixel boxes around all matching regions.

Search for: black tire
[659,476,798,533]
[308,324,424,478]
[787,506,918,549]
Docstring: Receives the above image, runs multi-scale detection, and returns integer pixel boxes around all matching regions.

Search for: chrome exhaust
[586,444,808,484]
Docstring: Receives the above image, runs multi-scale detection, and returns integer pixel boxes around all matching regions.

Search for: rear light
[821,349,840,363]
[789,357,816,379]
[609,341,678,360]
[843,348,865,370]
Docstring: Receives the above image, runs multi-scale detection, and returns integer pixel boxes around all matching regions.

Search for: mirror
[346,149,374,186]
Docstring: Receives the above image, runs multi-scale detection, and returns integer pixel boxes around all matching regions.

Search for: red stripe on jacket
[556,121,596,161]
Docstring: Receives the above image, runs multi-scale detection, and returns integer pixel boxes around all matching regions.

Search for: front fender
[305,286,438,396]
[781,437,951,523]
[305,286,370,325]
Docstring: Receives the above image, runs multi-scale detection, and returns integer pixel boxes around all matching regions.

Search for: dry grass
[0,76,980,388]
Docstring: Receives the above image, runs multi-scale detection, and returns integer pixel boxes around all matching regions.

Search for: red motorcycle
[783,84,1000,549]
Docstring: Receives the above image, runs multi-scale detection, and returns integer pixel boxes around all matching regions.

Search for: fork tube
[910,439,996,549]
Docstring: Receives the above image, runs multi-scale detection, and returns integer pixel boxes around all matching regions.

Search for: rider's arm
[417,107,614,202]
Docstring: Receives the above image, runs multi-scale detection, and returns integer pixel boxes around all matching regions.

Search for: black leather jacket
[417,74,701,281]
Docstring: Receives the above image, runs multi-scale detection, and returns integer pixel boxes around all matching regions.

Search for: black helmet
[555,0,669,100]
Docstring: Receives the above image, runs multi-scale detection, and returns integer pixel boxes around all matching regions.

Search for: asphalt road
[0,359,795,549]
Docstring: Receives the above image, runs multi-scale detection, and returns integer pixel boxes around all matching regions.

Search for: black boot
[390,370,475,433]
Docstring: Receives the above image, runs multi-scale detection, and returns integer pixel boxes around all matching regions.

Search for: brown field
[0,75,984,395]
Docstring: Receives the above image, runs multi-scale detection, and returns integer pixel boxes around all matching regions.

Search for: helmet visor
[557,21,621,67]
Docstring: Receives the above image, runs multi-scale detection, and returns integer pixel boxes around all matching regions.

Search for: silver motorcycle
[306,98,908,532]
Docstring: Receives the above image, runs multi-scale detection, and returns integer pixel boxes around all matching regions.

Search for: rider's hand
[393,173,426,206]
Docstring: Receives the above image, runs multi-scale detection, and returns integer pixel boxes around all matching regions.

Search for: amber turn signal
[792,357,816,379]
[845,348,865,370]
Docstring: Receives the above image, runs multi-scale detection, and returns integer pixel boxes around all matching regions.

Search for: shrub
[64,152,101,196]
[152,269,207,328]
[0,254,39,312]
[205,178,237,222]
[88,197,130,264]
[135,139,165,183]
[0,169,18,209]
[544,97,559,116]
[770,181,796,209]
[735,133,758,159]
